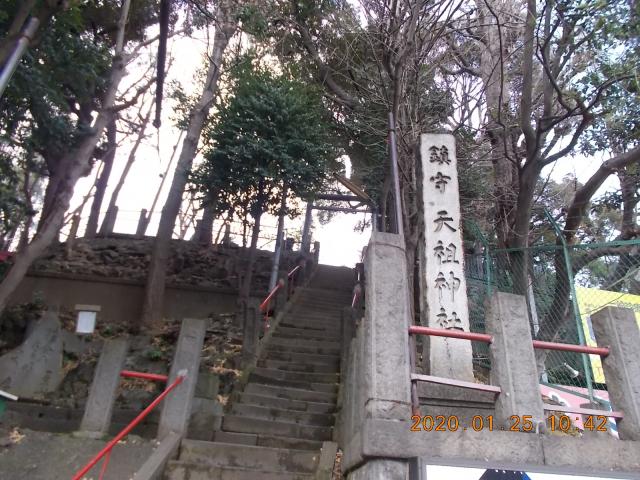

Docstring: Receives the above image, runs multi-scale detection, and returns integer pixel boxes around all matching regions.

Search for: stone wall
[8,235,303,328]
[9,273,243,328]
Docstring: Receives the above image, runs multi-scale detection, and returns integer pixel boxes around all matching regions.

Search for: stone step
[296,290,343,296]
[231,403,335,427]
[214,430,323,451]
[238,392,335,414]
[278,320,339,332]
[267,341,340,356]
[258,359,338,374]
[166,461,313,480]
[263,350,340,366]
[269,337,341,349]
[283,312,342,330]
[274,326,341,342]
[292,305,344,314]
[179,440,319,473]
[290,309,344,318]
[249,372,338,394]
[222,415,333,441]
[252,367,339,385]
[245,383,337,404]
[278,322,341,334]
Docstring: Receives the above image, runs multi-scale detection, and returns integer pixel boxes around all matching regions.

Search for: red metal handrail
[287,265,301,278]
[71,372,186,480]
[409,325,493,343]
[532,340,609,357]
[260,264,302,313]
[351,284,362,308]
[260,278,285,313]
[120,370,168,382]
[408,326,610,357]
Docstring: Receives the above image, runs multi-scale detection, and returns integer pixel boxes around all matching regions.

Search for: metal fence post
[544,208,594,403]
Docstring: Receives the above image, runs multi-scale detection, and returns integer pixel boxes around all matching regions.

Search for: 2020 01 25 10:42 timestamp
[410,414,612,432]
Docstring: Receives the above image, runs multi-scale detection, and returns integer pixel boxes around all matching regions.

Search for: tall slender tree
[141,0,239,329]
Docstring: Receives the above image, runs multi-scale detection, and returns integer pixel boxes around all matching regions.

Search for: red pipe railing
[287,264,301,279]
[351,284,362,308]
[409,325,493,343]
[408,326,610,357]
[72,372,186,480]
[259,279,284,313]
[260,264,303,314]
[532,340,609,357]
[120,370,168,382]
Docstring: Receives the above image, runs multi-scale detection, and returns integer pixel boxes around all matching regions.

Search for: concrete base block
[158,318,207,440]
[134,431,181,480]
[355,418,640,478]
[486,292,545,430]
[188,397,222,441]
[591,306,640,441]
[314,441,338,480]
[347,459,408,480]
[80,337,128,435]
[0,311,64,397]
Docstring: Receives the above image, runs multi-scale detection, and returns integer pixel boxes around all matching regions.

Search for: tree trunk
[239,209,263,302]
[140,2,237,329]
[0,0,132,317]
[86,119,117,237]
[101,101,153,235]
[17,168,38,251]
[534,148,640,369]
[269,186,288,291]
[193,202,215,244]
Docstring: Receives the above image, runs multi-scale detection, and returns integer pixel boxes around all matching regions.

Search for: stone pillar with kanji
[419,133,474,381]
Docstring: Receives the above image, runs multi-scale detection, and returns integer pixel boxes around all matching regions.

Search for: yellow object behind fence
[576,286,640,384]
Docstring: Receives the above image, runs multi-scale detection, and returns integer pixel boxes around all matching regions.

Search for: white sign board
[76,311,97,334]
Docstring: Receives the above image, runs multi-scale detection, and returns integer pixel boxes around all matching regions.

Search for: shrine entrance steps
[164,265,353,479]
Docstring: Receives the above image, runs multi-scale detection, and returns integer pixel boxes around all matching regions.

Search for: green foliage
[193,57,338,221]
[0,153,23,239]
[0,0,159,244]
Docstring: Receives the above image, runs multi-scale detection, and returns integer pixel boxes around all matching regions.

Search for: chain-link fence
[464,220,640,401]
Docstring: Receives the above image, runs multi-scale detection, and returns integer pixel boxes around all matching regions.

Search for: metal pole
[0,17,40,100]
[544,208,595,403]
[388,112,403,235]
[269,228,284,291]
[408,325,494,343]
[269,189,288,291]
[532,340,609,357]
[300,200,313,253]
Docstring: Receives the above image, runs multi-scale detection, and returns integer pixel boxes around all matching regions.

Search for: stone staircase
[165,265,353,479]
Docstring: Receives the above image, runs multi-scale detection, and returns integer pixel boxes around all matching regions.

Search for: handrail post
[591,306,640,440]
[157,318,206,440]
[343,231,411,476]
[79,338,129,436]
[275,274,288,311]
[242,299,261,368]
[486,292,545,431]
